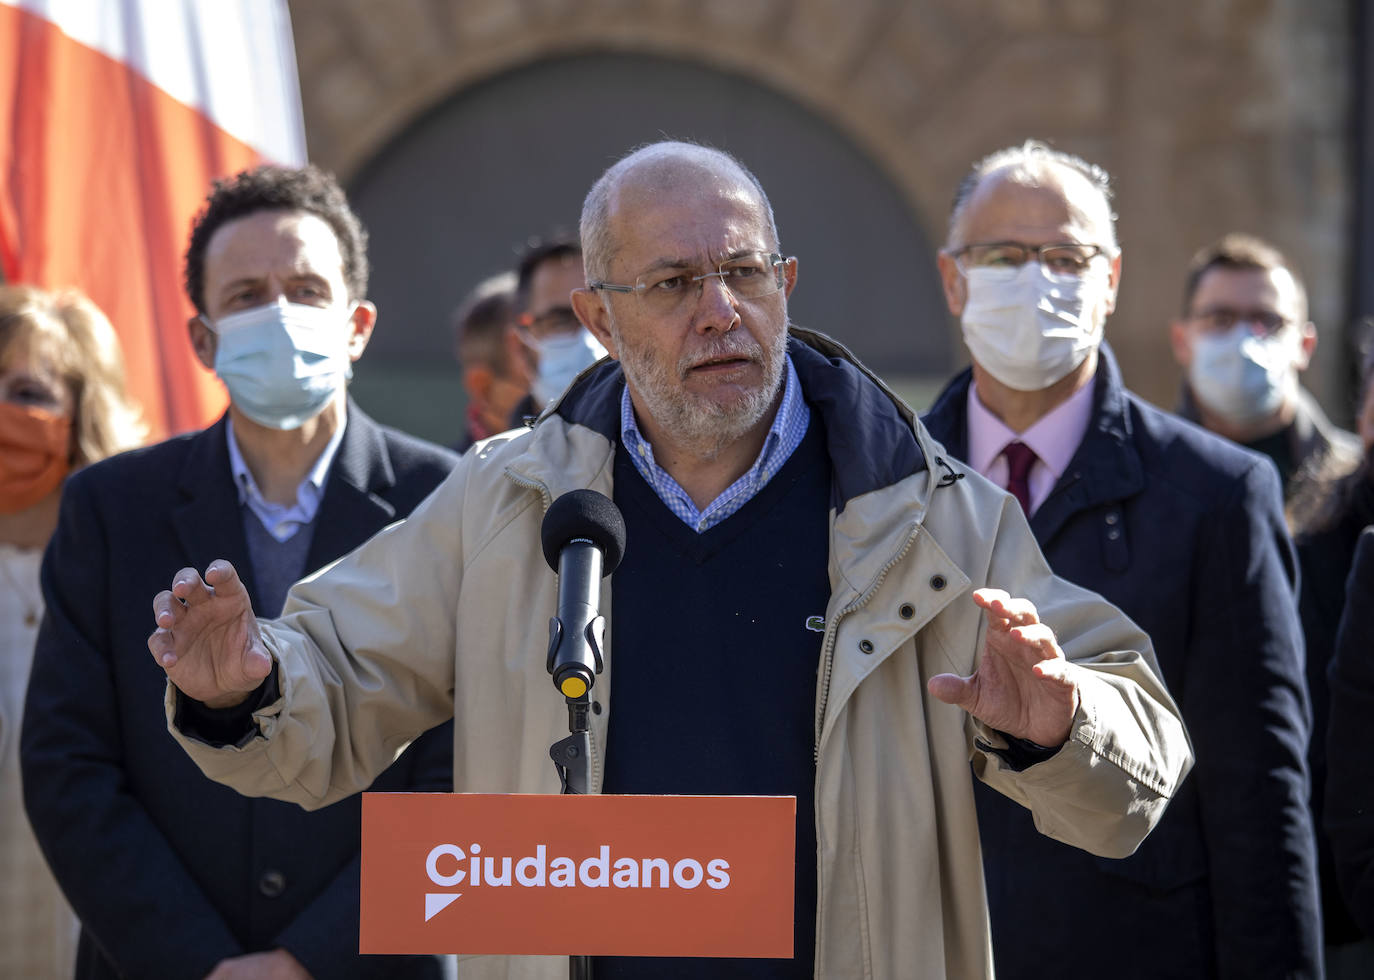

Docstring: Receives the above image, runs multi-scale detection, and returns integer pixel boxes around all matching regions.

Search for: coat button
[1105,512,1119,526]
[258,870,287,898]
[859,639,875,654]
[929,575,947,591]
[592,701,603,715]
[899,603,915,619]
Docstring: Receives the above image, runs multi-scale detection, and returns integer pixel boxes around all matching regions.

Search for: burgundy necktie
[1003,441,1038,515]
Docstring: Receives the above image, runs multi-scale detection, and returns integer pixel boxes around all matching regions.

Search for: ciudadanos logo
[424,840,732,920]
[360,793,795,958]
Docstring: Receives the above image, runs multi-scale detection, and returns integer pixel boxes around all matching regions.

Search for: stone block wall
[287,0,1355,415]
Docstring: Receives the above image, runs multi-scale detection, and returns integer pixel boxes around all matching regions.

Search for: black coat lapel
[1030,347,1146,545]
[170,416,260,600]
[922,369,973,463]
[303,402,399,572]
[924,353,1147,548]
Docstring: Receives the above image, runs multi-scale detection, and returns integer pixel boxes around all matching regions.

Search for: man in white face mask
[21,165,457,980]
[922,140,1320,980]
[511,235,607,420]
[1170,233,1359,511]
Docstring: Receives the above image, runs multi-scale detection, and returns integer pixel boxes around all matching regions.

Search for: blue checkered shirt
[619,354,810,533]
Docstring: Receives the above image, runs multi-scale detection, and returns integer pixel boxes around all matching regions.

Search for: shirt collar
[226,413,346,517]
[966,373,1096,480]
[618,353,809,531]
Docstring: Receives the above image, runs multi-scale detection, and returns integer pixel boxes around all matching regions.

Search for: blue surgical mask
[203,299,357,430]
[531,329,606,406]
[1188,323,1299,425]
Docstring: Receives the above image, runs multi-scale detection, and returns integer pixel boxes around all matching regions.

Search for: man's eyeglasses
[951,242,1111,280]
[1187,307,1291,336]
[589,252,790,317]
[518,306,582,340]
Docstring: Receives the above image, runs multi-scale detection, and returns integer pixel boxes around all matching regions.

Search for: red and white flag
[0,0,306,437]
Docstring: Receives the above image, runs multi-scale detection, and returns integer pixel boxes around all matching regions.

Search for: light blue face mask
[531,328,606,407]
[203,299,357,430]
[1188,323,1298,425]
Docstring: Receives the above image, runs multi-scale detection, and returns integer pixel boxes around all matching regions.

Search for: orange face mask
[0,401,71,514]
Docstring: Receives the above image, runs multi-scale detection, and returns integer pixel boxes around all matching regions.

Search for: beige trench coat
[168,332,1192,979]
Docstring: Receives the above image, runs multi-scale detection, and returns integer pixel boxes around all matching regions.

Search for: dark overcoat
[22,404,457,980]
[923,346,1320,979]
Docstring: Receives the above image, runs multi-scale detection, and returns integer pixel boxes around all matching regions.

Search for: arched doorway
[347,51,951,444]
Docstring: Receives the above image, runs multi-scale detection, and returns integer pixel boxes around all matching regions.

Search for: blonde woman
[0,284,144,977]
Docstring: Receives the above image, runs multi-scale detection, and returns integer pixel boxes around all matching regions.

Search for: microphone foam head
[540,489,627,575]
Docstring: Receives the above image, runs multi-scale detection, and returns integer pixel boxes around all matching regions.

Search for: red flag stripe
[0,3,300,437]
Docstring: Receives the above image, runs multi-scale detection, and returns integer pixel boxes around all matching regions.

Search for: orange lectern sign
[360,793,795,957]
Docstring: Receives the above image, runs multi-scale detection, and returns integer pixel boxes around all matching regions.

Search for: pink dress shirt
[965,378,1096,516]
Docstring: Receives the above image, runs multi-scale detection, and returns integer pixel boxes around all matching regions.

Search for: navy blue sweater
[596,415,831,979]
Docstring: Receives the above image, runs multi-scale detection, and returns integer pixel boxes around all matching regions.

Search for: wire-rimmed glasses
[517,306,582,341]
[951,241,1111,280]
[1186,307,1291,336]
[589,251,790,317]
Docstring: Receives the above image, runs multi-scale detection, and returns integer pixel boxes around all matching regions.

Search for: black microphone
[541,490,626,700]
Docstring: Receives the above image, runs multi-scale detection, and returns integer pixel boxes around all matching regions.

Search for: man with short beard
[146,141,1192,980]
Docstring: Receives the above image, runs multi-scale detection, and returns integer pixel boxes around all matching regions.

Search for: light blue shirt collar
[620,354,810,533]
[226,414,346,542]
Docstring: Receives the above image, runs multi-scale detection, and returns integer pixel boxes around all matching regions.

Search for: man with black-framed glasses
[1172,236,1368,977]
[1170,232,1359,516]
[923,141,1320,979]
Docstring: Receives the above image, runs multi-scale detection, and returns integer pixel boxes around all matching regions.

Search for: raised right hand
[927,588,1079,747]
[149,559,271,708]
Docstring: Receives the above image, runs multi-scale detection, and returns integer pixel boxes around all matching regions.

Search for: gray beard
[613,323,787,460]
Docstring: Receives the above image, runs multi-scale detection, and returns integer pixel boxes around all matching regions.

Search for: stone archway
[340,50,953,443]
[287,0,1007,237]
[288,0,1355,421]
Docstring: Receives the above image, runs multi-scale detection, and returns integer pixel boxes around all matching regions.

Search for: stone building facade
[287,0,1356,434]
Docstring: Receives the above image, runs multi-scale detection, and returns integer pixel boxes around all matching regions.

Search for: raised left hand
[927,588,1079,747]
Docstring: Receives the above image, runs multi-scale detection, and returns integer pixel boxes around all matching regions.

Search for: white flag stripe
[1,0,304,164]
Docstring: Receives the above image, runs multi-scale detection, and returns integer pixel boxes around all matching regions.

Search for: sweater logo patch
[804,615,825,633]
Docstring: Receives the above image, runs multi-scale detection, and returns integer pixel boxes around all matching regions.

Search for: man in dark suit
[21,165,457,980]
[1327,527,1374,941]
[921,141,1320,978]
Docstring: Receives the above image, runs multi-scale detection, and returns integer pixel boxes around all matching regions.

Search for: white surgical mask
[204,299,356,430]
[531,328,606,406]
[1188,323,1298,426]
[960,262,1108,391]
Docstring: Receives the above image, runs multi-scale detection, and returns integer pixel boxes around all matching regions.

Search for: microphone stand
[550,695,593,796]
[542,491,624,980]
[549,624,600,979]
